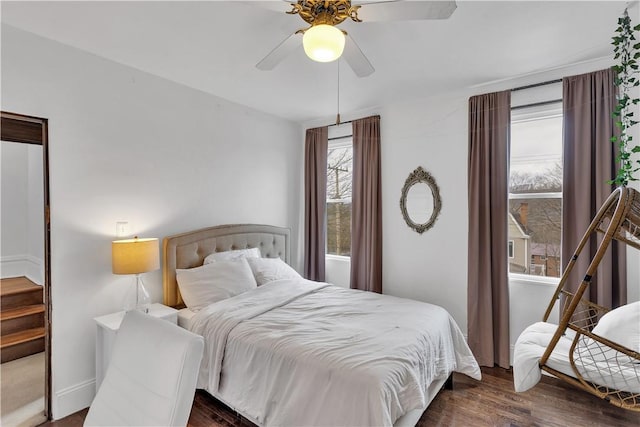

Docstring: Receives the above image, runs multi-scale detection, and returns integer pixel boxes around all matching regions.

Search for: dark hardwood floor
[40,367,640,426]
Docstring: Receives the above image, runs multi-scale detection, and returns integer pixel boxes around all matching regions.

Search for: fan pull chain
[336,59,341,125]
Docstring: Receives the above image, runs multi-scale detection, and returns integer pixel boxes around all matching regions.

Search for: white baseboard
[25,255,44,285]
[1,254,28,279]
[52,378,95,420]
[0,255,43,285]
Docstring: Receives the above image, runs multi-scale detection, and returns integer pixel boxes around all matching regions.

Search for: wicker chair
[538,186,640,411]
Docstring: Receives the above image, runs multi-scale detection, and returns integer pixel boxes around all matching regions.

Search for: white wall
[0,140,44,283]
[378,92,471,327]
[1,25,302,419]
[626,172,640,304]
[325,255,350,288]
[1,141,29,265]
[27,144,44,284]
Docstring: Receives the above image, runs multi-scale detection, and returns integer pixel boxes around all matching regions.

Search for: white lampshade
[303,24,346,63]
[112,237,159,275]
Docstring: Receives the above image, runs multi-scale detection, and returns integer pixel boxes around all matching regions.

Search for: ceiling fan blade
[243,1,295,14]
[356,0,457,22]
[256,32,302,71]
[343,35,375,77]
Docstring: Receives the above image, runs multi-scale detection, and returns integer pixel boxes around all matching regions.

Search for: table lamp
[112,237,159,313]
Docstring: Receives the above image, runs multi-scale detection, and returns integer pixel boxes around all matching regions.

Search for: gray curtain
[350,116,382,293]
[304,126,328,281]
[467,91,511,368]
[562,68,626,308]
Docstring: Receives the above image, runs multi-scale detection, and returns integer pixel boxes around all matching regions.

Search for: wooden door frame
[1,111,52,420]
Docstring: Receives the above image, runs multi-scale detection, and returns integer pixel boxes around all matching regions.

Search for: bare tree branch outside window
[326,145,352,256]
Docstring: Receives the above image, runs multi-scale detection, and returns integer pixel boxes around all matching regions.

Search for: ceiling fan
[253,0,457,77]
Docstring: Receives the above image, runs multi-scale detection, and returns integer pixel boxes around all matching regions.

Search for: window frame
[325,135,353,258]
[508,240,515,259]
[508,101,563,284]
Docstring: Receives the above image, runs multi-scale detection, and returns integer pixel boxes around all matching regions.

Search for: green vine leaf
[611,8,640,187]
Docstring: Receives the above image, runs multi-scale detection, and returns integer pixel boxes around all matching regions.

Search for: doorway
[0,111,51,424]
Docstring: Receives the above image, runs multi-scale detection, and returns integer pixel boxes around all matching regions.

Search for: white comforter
[189,279,480,426]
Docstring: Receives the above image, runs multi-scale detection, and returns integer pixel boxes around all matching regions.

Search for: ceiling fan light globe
[303,24,345,63]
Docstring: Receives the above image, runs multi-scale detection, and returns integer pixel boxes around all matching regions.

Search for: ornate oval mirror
[400,166,442,234]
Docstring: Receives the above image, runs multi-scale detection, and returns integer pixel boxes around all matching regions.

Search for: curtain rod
[328,135,352,142]
[511,79,562,93]
[328,119,353,128]
[326,114,381,128]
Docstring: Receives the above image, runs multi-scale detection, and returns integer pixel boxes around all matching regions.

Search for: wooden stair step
[0,304,45,321]
[1,278,43,310]
[1,304,45,336]
[0,277,42,296]
[1,331,45,363]
[0,278,46,362]
[0,327,45,349]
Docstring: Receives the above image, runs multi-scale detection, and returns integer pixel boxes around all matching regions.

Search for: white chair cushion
[84,310,204,426]
[592,300,640,353]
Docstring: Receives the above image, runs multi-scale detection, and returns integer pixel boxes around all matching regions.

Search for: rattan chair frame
[538,186,640,411]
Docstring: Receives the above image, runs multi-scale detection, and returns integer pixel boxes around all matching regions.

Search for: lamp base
[135,274,151,314]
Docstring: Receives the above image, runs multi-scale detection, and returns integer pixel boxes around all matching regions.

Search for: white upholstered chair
[84,310,204,426]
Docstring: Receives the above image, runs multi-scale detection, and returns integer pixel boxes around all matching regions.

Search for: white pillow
[592,300,640,353]
[246,257,301,286]
[176,258,257,311]
[203,247,261,264]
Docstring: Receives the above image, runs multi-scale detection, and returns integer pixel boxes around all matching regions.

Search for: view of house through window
[326,138,352,256]
[509,103,563,278]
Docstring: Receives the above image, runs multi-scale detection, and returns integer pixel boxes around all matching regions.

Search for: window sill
[509,273,560,287]
[325,254,351,262]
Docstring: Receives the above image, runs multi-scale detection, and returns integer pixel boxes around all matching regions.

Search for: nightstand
[94,303,178,391]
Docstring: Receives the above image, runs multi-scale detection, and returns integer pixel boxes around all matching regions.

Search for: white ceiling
[1,1,632,123]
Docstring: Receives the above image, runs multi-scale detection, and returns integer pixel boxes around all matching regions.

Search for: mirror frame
[399,166,442,234]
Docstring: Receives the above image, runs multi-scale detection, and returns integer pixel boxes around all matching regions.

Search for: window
[508,240,515,259]
[326,138,352,256]
[508,102,563,278]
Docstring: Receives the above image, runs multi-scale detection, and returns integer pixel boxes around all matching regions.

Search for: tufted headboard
[162,224,290,308]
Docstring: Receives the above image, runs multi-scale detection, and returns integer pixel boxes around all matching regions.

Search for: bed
[163,224,481,426]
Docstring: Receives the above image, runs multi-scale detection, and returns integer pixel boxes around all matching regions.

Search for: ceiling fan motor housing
[289,0,362,26]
